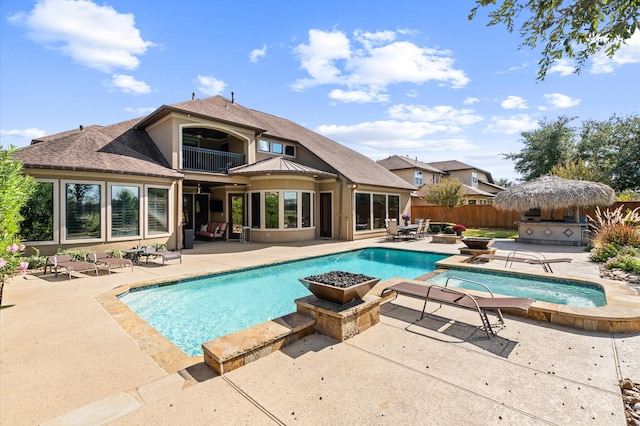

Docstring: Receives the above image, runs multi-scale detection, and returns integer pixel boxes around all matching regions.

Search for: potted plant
[401,214,411,226]
[452,224,466,236]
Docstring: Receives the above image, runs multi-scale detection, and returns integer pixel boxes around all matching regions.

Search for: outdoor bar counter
[516,220,588,246]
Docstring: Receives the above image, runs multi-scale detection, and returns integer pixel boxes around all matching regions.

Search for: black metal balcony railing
[182,146,246,173]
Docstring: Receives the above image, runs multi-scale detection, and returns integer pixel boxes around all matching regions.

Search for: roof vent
[231,91,235,104]
[192,92,195,100]
[79,125,84,131]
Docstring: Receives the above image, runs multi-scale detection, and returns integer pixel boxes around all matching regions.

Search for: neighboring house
[378,156,503,205]
[12,95,414,255]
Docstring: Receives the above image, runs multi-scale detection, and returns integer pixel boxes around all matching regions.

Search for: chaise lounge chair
[88,252,133,273]
[45,254,101,280]
[141,246,182,265]
[472,250,572,273]
[382,279,535,338]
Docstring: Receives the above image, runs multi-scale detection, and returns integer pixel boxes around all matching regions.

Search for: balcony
[182,146,246,174]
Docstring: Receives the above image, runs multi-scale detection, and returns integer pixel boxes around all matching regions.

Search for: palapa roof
[13,119,183,179]
[493,175,616,211]
[229,157,336,178]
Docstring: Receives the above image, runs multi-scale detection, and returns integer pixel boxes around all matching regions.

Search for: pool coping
[96,250,640,376]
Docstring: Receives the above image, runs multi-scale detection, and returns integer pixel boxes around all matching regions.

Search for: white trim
[107,183,143,242]
[23,178,59,245]
[61,180,106,244]
[145,184,172,238]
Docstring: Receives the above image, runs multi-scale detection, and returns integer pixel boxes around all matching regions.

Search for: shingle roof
[138,96,415,190]
[378,155,443,174]
[12,118,183,179]
[426,160,494,183]
[229,157,336,178]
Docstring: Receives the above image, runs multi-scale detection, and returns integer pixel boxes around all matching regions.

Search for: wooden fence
[411,202,640,229]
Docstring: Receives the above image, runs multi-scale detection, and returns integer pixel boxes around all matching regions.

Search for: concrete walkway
[1,238,638,425]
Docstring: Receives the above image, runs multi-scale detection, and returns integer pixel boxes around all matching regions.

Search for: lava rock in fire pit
[303,271,377,288]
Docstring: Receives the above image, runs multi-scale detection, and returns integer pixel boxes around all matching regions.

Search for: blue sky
[1,0,639,181]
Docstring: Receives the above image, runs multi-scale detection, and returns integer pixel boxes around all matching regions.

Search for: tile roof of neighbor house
[136,96,415,190]
[12,118,183,179]
[229,157,337,178]
[426,159,495,183]
[377,155,443,174]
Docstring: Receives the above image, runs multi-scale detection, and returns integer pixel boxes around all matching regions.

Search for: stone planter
[299,271,380,305]
[431,234,462,244]
[461,237,494,250]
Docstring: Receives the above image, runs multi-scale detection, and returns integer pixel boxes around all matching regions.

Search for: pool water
[120,248,447,356]
[427,269,606,308]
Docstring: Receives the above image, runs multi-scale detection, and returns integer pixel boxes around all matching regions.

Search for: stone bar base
[295,295,381,342]
[202,312,315,375]
[459,247,497,257]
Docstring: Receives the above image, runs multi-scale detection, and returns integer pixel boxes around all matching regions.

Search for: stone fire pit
[299,271,380,305]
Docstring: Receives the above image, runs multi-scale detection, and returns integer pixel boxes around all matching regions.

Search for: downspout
[177,180,183,250]
[338,177,343,240]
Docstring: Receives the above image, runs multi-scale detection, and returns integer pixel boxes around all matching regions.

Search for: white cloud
[483,114,538,134]
[463,97,479,105]
[387,104,483,127]
[496,62,529,74]
[0,128,47,140]
[548,59,576,76]
[501,95,528,110]
[109,74,151,94]
[291,29,469,99]
[590,33,640,74]
[328,89,389,103]
[544,93,581,108]
[249,45,267,63]
[9,0,153,73]
[124,106,155,116]
[197,75,226,96]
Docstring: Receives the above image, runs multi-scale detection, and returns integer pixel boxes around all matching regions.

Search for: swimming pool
[427,269,606,307]
[120,248,447,356]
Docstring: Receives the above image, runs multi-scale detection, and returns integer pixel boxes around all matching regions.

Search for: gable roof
[137,96,415,190]
[12,118,183,179]
[378,155,443,174]
[229,157,336,178]
[426,159,495,183]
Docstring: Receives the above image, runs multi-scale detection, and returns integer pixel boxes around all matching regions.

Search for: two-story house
[12,95,415,255]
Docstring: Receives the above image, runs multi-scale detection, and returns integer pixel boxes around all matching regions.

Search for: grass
[463,228,518,239]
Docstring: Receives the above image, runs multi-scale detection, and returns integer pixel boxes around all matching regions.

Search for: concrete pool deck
[1,238,639,425]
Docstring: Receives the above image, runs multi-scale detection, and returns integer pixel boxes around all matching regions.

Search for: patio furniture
[382,279,535,338]
[88,252,133,273]
[142,247,182,265]
[195,222,228,242]
[387,219,402,240]
[45,254,100,280]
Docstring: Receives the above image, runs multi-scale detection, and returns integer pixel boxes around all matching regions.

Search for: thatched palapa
[494,175,615,213]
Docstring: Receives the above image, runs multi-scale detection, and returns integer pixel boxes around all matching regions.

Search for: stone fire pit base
[295,295,381,342]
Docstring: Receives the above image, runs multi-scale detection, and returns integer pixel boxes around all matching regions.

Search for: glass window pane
[355,193,370,231]
[259,140,270,152]
[20,181,54,241]
[414,171,423,185]
[251,192,261,228]
[147,187,169,235]
[388,195,399,222]
[66,183,101,240]
[373,194,386,229]
[284,191,297,228]
[111,185,140,237]
[302,192,311,227]
[265,192,279,228]
[284,145,295,156]
[272,142,283,154]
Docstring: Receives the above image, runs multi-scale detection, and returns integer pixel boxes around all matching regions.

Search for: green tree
[469,0,640,80]
[1,146,36,306]
[549,159,606,182]
[419,178,466,224]
[503,116,576,181]
[494,178,515,188]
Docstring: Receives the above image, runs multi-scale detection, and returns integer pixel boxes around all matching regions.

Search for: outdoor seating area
[194,221,228,242]
[141,246,182,265]
[385,218,429,241]
[472,250,572,273]
[87,252,133,273]
[44,254,101,280]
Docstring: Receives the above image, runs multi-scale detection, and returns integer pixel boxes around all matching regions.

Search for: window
[355,193,371,231]
[64,182,102,241]
[284,145,295,156]
[472,171,478,185]
[373,194,386,229]
[259,140,270,152]
[147,186,169,235]
[110,184,140,239]
[414,171,423,186]
[251,192,261,228]
[468,199,477,205]
[302,192,311,227]
[272,142,283,154]
[284,192,297,228]
[20,180,57,243]
[265,192,279,228]
[388,195,399,222]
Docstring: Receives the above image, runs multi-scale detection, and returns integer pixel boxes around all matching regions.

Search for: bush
[58,249,93,261]
[605,254,640,273]
[594,224,640,248]
[430,225,441,233]
[589,244,621,262]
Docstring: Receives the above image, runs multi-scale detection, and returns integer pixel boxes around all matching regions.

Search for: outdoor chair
[473,250,572,273]
[387,219,401,241]
[88,252,133,273]
[45,254,101,280]
[141,246,182,265]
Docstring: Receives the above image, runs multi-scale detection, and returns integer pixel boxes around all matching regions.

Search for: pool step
[202,312,316,375]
